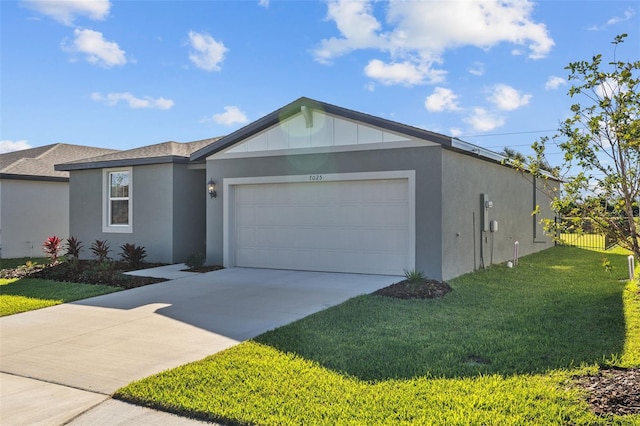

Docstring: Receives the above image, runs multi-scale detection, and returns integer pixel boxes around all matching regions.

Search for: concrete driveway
[0,267,400,425]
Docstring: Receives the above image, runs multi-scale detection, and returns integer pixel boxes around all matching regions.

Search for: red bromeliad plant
[42,236,62,264]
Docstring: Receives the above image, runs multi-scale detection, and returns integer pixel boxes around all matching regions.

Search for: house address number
[309,175,323,181]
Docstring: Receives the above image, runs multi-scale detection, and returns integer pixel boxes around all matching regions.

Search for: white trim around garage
[222,170,416,275]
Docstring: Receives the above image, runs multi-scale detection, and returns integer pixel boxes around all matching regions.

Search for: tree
[502,147,559,175]
[502,147,526,163]
[533,34,640,259]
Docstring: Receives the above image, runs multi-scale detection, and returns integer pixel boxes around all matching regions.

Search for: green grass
[116,247,640,425]
[0,278,120,316]
[559,232,606,249]
[0,257,49,270]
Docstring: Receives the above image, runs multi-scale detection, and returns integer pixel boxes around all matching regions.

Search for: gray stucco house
[57,97,557,280]
[0,143,117,258]
[56,139,218,264]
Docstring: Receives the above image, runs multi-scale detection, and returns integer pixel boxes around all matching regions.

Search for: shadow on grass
[255,247,629,381]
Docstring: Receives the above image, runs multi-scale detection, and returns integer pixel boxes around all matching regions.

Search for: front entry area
[225,172,415,275]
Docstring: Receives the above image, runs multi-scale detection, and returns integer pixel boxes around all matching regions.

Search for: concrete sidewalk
[0,267,400,425]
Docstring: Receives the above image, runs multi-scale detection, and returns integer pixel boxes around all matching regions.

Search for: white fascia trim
[208,139,432,161]
[102,167,133,234]
[222,170,416,270]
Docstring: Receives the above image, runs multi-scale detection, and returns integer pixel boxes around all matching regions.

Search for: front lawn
[0,257,48,270]
[0,278,120,316]
[116,247,640,425]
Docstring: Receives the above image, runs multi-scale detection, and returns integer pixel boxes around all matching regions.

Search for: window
[103,168,133,233]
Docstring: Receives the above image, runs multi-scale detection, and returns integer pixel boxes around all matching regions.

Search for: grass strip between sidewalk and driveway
[116,247,640,425]
[0,278,120,316]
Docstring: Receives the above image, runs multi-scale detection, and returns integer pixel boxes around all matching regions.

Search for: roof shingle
[1,144,119,180]
[55,138,221,171]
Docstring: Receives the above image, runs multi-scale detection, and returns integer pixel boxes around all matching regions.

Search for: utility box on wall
[481,193,493,232]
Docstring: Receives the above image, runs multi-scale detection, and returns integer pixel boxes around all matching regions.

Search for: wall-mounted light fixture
[208,178,217,199]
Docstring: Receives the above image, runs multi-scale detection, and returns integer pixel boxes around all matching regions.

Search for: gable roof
[55,138,221,171]
[190,97,454,162]
[1,144,119,181]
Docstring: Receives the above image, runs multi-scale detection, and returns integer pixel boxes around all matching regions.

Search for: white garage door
[232,178,412,275]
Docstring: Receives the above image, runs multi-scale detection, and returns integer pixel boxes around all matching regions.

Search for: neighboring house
[56,139,219,264]
[59,98,558,280]
[0,144,118,258]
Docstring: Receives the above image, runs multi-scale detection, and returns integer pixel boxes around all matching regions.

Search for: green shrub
[185,253,205,269]
[20,260,38,270]
[403,268,425,284]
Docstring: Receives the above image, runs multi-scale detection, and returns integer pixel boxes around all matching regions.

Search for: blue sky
[1,0,638,167]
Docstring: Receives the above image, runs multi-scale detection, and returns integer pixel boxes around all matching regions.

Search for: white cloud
[314,0,554,86]
[21,0,111,25]
[91,92,174,109]
[487,84,531,111]
[450,128,463,137]
[425,87,461,112]
[590,7,636,30]
[314,0,383,64]
[596,77,622,100]
[465,107,505,132]
[64,28,126,67]
[364,59,445,86]
[0,140,31,154]
[258,0,269,8]
[545,76,566,90]
[607,8,636,25]
[212,106,248,126]
[468,62,485,76]
[387,0,554,59]
[188,31,228,72]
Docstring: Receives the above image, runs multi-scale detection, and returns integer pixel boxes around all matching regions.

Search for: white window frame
[102,167,133,233]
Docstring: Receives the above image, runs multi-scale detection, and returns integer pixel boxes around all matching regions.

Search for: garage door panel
[239,226,408,251]
[241,203,408,228]
[233,178,411,275]
[237,247,408,275]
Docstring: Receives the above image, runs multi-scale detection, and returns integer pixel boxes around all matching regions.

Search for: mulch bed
[1,261,226,289]
[1,261,166,289]
[181,265,224,273]
[575,367,640,417]
[374,279,452,299]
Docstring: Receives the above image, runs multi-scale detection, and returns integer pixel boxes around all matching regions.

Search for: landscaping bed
[181,265,223,273]
[577,367,640,416]
[0,260,166,289]
[373,278,452,299]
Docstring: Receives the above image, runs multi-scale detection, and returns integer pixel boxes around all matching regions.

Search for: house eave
[0,173,69,183]
[449,138,561,182]
[55,155,190,171]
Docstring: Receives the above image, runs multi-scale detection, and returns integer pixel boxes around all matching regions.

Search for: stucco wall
[172,166,206,262]
[440,150,556,279]
[69,164,205,264]
[206,146,445,279]
[0,179,69,258]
